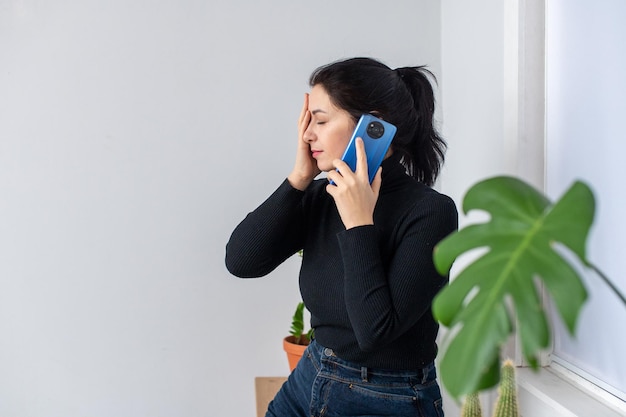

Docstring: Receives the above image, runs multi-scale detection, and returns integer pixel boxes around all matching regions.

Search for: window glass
[546,0,626,401]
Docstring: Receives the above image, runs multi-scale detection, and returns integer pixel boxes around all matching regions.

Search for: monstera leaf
[432,176,595,399]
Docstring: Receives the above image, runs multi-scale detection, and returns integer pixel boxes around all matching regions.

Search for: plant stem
[589,262,626,307]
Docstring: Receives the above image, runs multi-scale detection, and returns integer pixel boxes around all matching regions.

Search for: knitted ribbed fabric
[226,154,458,370]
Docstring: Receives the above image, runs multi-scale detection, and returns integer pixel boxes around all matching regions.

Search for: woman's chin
[316,162,332,173]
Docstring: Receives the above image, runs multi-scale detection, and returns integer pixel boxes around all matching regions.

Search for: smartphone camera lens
[366,121,385,139]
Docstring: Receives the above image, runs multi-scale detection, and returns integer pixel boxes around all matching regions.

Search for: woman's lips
[311,150,322,158]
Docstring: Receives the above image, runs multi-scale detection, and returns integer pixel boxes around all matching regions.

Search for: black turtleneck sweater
[225,154,458,370]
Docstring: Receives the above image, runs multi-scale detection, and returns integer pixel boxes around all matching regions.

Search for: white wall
[440,0,510,207]
[439,1,508,415]
[0,1,442,416]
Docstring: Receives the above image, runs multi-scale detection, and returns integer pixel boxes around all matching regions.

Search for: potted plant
[282,301,313,371]
[431,175,625,412]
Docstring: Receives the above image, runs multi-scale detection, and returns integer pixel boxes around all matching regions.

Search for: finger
[331,158,352,180]
[298,93,309,124]
[325,181,337,196]
[326,166,343,186]
[299,110,311,136]
[355,137,369,179]
[371,167,383,198]
[298,95,310,135]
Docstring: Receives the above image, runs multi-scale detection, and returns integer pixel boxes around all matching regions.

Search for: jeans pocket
[433,397,444,417]
[415,380,445,417]
[348,382,418,402]
[319,380,420,417]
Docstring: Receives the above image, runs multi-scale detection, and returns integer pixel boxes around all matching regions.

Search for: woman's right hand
[287,93,320,191]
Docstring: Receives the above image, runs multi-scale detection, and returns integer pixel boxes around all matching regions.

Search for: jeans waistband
[307,339,436,385]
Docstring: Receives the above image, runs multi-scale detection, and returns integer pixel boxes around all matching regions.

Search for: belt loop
[361,366,368,382]
[421,363,432,384]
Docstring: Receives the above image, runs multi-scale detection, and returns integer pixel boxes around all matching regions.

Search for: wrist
[341,211,375,229]
[287,172,313,191]
[344,219,374,230]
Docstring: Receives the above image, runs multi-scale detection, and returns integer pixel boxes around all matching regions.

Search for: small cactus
[461,391,482,417]
[491,360,520,417]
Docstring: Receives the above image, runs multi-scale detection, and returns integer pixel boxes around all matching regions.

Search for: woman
[226,57,457,417]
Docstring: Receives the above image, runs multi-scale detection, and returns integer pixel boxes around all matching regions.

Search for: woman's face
[303,84,356,172]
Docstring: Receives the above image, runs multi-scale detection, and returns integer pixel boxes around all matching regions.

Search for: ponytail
[309,58,446,186]
[393,66,446,186]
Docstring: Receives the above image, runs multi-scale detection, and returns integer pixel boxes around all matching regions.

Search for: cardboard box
[255,376,288,417]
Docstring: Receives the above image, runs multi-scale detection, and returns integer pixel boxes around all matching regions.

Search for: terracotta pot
[283,335,309,371]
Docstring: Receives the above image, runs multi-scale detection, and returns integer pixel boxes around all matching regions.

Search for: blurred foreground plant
[433,176,624,399]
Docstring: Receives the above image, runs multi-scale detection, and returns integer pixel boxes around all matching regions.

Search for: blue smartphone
[335,114,397,184]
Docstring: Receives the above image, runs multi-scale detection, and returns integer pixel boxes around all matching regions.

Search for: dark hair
[309,57,446,186]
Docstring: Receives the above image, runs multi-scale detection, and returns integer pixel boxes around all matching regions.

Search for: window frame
[507,1,626,414]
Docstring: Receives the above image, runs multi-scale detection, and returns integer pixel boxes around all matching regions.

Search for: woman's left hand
[326,138,382,229]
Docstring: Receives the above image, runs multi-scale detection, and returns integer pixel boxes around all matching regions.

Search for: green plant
[288,251,313,346]
[432,176,625,400]
[460,392,482,417]
[289,301,312,345]
[491,360,520,417]
[460,360,519,417]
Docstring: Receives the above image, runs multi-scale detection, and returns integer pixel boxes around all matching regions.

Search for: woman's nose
[303,125,315,143]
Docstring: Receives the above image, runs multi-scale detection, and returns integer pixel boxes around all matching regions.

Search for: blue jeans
[266,340,444,417]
